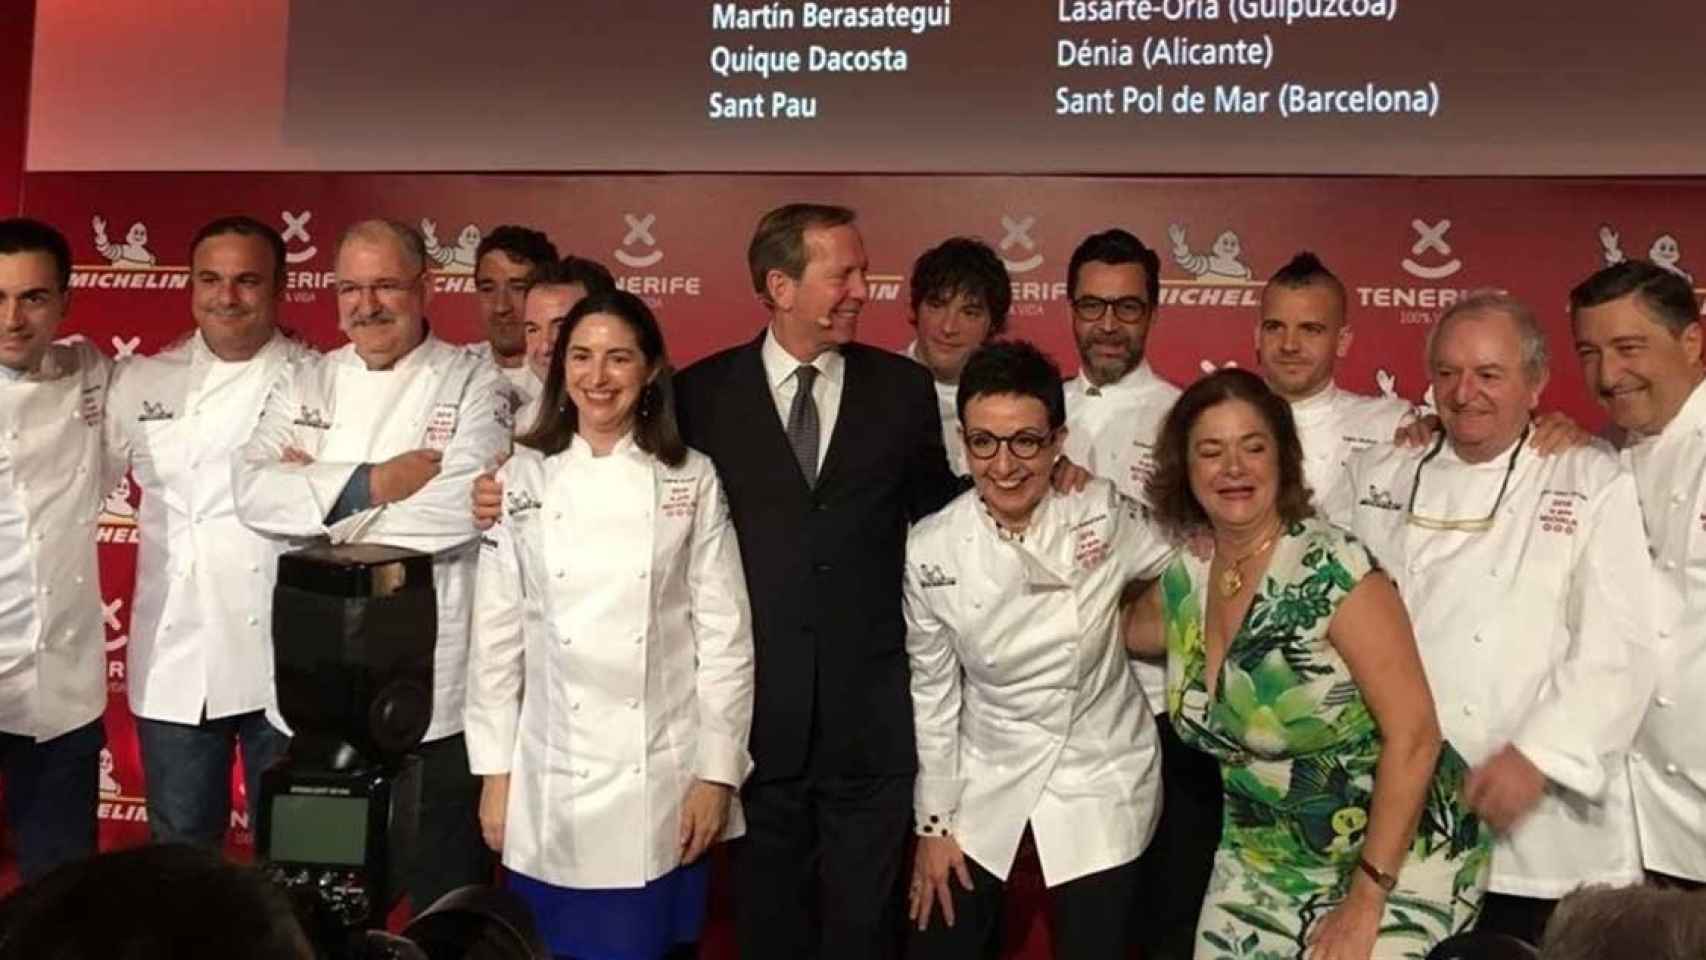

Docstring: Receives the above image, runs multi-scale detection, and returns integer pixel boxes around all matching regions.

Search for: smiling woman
[1135,368,1491,960]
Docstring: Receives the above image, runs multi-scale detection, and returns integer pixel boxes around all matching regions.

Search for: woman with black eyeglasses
[901,340,1174,960]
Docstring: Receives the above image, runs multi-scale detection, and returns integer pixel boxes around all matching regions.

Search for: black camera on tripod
[255,543,542,960]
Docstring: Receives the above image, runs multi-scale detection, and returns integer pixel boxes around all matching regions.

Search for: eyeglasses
[1405,424,1527,532]
[964,429,1055,461]
[335,271,425,301]
[1070,296,1151,325]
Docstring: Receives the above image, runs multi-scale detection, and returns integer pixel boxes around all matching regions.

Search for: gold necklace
[1217,524,1282,598]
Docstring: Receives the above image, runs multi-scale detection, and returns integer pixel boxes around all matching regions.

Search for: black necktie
[787,365,820,487]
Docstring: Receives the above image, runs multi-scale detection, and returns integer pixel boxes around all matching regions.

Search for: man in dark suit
[672,203,963,959]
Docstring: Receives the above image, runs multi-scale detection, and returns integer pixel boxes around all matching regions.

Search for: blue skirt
[506,861,709,960]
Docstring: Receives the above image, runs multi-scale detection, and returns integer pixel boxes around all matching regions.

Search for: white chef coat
[900,340,967,476]
[0,340,120,740]
[1622,376,1706,882]
[511,369,548,439]
[1347,435,1654,897]
[465,435,754,889]
[464,341,536,419]
[1061,362,1180,713]
[1290,383,1414,527]
[761,325,842,473]
[233,334,511,742]
[905,479,1171,886]
[105,331,315,724]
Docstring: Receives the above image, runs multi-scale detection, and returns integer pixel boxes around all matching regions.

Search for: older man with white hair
[234,218,510,911]
[1345,292,1655,945]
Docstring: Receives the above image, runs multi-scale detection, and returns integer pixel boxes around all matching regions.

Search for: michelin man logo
[421,220,481,273]
[614,213,664,269]
[100,748,123,796]
[998,215,1043,274]
[1599,224,1693,283]
[281,210,317,265]
[1400,218,1462,281]
[91,216,158,268]
[1169,224,1253,283]
[102,474,137,522]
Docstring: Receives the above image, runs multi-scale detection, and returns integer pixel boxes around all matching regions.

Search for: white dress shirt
[901,340,967,476]
[105,331,315,725]
[1623,376,1706,882]
[1288,382,1414,526]
[1347,435,1654,897]
[466,435,755,888]
[234,335,511,742]
[0,340,120,740]
[906,479,1171,886]
[760,325,843,473]
[1061,361,1180,712]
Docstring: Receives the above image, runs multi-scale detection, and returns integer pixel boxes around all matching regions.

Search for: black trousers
[734,772,913,960]
[1476,892,1557,946]
[406,734,496,914]
[0,719,102,883]
[1134,713,1223,960]
[906,851,1140,960]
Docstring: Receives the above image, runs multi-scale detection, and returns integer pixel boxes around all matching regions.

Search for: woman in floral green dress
[1126,370,1490,960]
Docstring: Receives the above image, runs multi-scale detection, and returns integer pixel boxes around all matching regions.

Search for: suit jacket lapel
[816,346,865,491]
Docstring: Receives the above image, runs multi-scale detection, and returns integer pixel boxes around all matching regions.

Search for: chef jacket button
[1407,562,1420,574]
[571,701,580,712]
[162,621,172,631]
[631,764,641,775]
[1472,633,1483,644]
[553,512,563,521]
[1663,560,1678,571]
[1657,696,1674,708]
[74,576,84,585]
[578,768,589,779]
[985,658,996,668]
[6,430,16,440]
[972,601,982,609]
[633,634,643,645]
[1631,752,1644,764]
[1461,704,1475,717]
[1659,628,1671,639]
[17,482,27,493]
[561,635,572,646]
[249,564,260,573]
[76,465,87,475]
[247,616,259,627]
[1672,492,1684,505]
[555,569,566,579]
[32,531,43,542]
[626,698,638,709]
[1666,763,1680,776]
[637,571,647,581]
[38,585,50,596]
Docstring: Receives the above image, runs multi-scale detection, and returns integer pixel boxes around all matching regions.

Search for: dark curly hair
[1144,367,1314,538]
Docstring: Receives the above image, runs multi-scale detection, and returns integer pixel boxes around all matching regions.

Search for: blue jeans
[135,710,289,847]
[0,718,103,882]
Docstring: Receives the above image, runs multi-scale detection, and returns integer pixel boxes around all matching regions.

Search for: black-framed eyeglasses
[1070,296,1151,325]
[964,428,1056,461]
[1405,424,1528,532]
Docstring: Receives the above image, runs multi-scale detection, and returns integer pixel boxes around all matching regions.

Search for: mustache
[346,313,399,329]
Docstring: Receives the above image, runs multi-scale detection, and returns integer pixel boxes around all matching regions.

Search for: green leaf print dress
[1160,517,1491,960]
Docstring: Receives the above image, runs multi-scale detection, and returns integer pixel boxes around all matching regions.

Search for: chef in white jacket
[0,219,121,881]
[104,216,314,848]
[465,225,558,418]
[1346,292,1654,943]
[233,219,510,912]
[898,237,1011,477]
[1570,260,1706,887]
[466,288,753,960]
[1254,252,1416,525]
[905,340,1170,960]
[1054,229,1205,960]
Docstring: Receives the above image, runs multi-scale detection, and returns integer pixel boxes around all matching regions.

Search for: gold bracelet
[1358,857,1398,893]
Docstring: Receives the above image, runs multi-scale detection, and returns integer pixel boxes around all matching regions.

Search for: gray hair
[1541,883,1706,960]
[1424,290,1549,384]
[335,219,428,276]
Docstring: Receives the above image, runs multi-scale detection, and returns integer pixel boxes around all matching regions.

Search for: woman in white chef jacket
[465,289,754,960]
[904,341,1173,960]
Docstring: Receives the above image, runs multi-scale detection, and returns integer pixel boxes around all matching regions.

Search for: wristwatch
[1358,857,1398,893]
